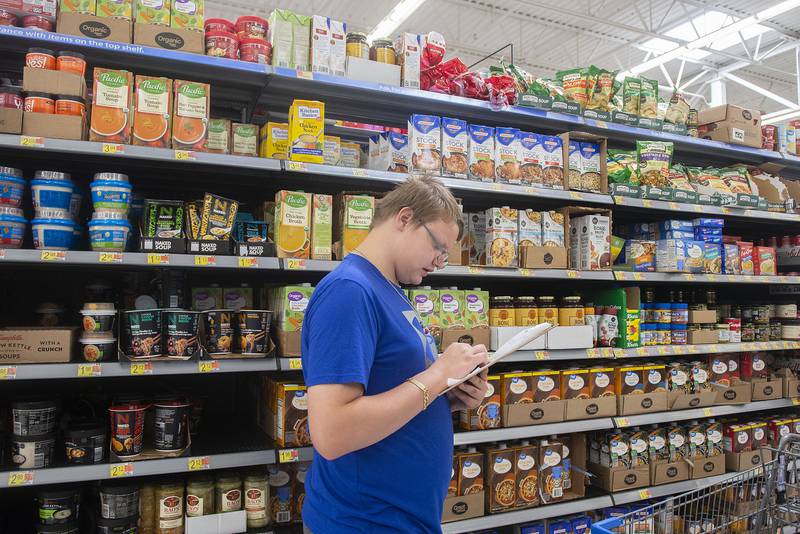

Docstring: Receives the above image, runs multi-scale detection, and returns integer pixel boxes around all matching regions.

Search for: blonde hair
[373,176,463,239]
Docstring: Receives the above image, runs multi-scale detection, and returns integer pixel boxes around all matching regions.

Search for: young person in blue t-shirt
[301,176,490,533]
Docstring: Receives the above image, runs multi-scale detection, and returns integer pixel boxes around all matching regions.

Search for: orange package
[90,68,133,143]
[133,75,173,148]
[172,79,210,151]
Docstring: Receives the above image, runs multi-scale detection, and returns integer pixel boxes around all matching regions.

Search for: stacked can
[30,170,80,251]
[640,290,687,346]
[204,16,272,64]
[0,166,26,249]
[88,172,133,252]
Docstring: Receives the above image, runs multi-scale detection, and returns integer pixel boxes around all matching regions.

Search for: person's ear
[396,207,415,230]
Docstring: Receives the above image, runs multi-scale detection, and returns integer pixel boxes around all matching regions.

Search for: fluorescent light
[367,0,428,42]
[763,108,800,124]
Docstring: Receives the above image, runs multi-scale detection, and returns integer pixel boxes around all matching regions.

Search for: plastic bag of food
[598,305,620,347]
[485,74,517,107]
[607,150,637,185]
[687,167,734,199]
[667,164,695,192]
[639,77,658,118]
[664,92,690,125]
[421,31,446,69]
[622,77,641,115]
[636,141,673,186]
[586,67,615,110]
[556,67,592,106]
[719,167,752,195]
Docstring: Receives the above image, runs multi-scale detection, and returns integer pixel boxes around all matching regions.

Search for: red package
[451,71,489,100]
[723,423,752,453]
[753,246,776,276]
[708,355,730,387]
[422,58,468,94]
[726,354,740,382]
[740,352,769,380]
[762,125,776,150]
[750,421,767,449]
[485,74,517,107]
[768,417,794,447]
[421,31,446,69]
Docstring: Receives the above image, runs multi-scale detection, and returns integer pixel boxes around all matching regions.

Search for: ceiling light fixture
[367,0,429,43]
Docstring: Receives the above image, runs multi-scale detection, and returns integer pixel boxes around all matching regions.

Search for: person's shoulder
[315,259,376,297]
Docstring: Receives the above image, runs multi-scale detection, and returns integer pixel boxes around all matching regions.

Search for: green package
[557,67,591,106]
[664,92,690,125]
[636,141,673,187]
[586,67,615,110]
[607,150,638,185]
[622,77,641,114]
[639,77,659,118]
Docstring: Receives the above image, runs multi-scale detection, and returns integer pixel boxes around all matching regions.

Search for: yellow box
[135,0,170,24]
[312,194,333,260]
[260,122,288,159]
[340,141,361,168]
[288,99,324,163]
[339,194,374,257]
[275,190,311,259]
[170,0,202,30]
[323,135,341,166]
[60,0,96,14]
[96,0,132,19]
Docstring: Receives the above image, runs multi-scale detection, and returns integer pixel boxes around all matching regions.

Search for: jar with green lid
[514,296,538,326]
[186,475,214,517]
[538,296,558,326]
[558,296,584,326]
[215,473,242,513]
[741,322,755,342]
[490,296,515,326]
[346,32,369,59]
[244,471,269,528]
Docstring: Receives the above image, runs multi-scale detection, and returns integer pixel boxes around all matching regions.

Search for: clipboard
[440,322,554,395]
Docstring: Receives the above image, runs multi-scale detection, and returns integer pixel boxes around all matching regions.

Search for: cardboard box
[546,325,593,350]
[668,390,717,410]
[783,376,800,398]
[346,56,401,86]
[750,376,784,400]
[564,395,616,420]
[0,108,23,134]
[520,245,568,269]
[57,11,133,42]
[441,491,484,523]
[23,112,85,141]
[23,67,87,99]
[590,463,649,492]
[690,454,726,479]
[726,449,772,472]
[616,391,668,416]
[698,105,762,148]
[491,326,545,351]
[503,400,565,427]
[0,328,78,363]
[134,22,204,54]
[713,379,752,405]
[567,131,608,194]
[688,329,719,345]
[688,309,718,324]
[441,327,490,353]
[650,460,689,486]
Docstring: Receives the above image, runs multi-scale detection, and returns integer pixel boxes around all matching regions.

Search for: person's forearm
[310,367,448,459]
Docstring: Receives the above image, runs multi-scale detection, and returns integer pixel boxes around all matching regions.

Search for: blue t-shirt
[301,254,453,533]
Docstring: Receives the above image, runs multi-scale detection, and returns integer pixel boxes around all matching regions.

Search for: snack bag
[622,77,641,115]
[636,141,673,187]
[607,150,637,185]
[638,77,658,118]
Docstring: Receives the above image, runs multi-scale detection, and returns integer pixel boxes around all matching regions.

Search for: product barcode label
[277,511,291,523]
[552,487,563,498]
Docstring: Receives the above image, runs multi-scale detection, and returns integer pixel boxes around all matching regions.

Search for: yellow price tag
[147,254,169,265]
[601,347,616,358]
[779,276,790,283]
[793,398,800,406]
[642,199,653,208]
[19,135,43,147]
[569,191,582,200]
[130,362,153,376]
[40,250,66,262]
[467,266,483,274]
[709,344,720,353]
[673,346,685,355]
[101,143,124,154]
[198,360,219,373]
[668,202,679,210]
[706,274,718,282]
[77,363,101,377]
[683,274,696,281]
[99,252,123,263]
[633,272,645,281]
[518,268,532,277]
[288,358,303,370]
[637,347,649,356]
[278,449,300,463]
[594,120,608,129]
[703,408,713,417]
[638,489,652,500]
[7,471,34,486]
[174,150,195,160]
[194,255,216,267]
[491,183,503,191]
[688,346,699,354]
[566,270,580,279]
[586,348,600,358]
[352,169,367,177]
[188,456,210,471]
[657,347,668,355]
[615,271,628,280]
[614,196,625,205]
[524,187,537,195]
[0,366,17,380]
[721,207,731,214]
[693,205,703,213]
[238,257,258,268]
[615,417,630,427]
[110,463,134,478]
[286,161,306,171]
[296,70,313,80]
[534,351,548,361]
[286,259,307,270]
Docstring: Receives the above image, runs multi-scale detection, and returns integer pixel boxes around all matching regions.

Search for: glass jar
[770,320,782,341]
[671,303,688,325]
[559,296,584,326]
[369,38,396,64]
[244,471,269,528]
[489,296,515,326]
[538,296,558,326]
[215,473,242,513]
[782,319,800,340]
[741,322,755,342]
[154,482,184,534]
[657,326,671,345]
[671,324,687,345]
[643,287,656,303]
[640,303,653,323]
[742,307,754,323]
[186,476,214,517]
[754,305,770,325]
[346,32,369,59]
[654,303,672,324]
[641,324,655,346]
[706,290,717,307]
[755,324,770,342]
[716,323,730,343]
[514,296,537,326]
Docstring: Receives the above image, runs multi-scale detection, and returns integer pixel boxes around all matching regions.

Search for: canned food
[239,38,272,64]
[55,95,85,117]
[775,303,797,319]
[755,324,770,342]
[770,321,782,341]
[741,322,755,342]
[24,92,54,114]
[25,48,56,69]
[204,18,234,33]
[235,15,268,40]
[56,51,86,76]
[205,30,239,59]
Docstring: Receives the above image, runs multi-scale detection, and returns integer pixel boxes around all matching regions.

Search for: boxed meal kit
[274,382,311,447]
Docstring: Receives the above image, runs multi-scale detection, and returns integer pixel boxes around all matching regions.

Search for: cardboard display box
[591,463,650,492]
[750,376,784,400]
[442,326,490,352]
[564,395,616,421]
[441,491,484,523]
[23,112,85,141]
[0,327,78,364]
[564,433,588,501]
[57,12,132,43]
[134,23,204,54]
[713,379,752,405]
[491,326,545,352]
[519,245,568,269]
[691,454,726,479]
[23,67,87,99]
[0,108,22,134]
[346,56,401,86]
[546,325,594,350]
[688,310,717,324]
[616,391,668,416]
[688,329,719,345]
[275,328,300,358]
[567,131,609,194]
[726,449,772,472]
[503,400,565,427]
[779,370,800,398]
[650,460,689,486]
[668,390,717,410]
[698,105,762,149]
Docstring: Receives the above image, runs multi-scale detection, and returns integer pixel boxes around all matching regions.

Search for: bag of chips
[622,77,641,115]
[607,150,637,185]
[639,77,659,118]
[664,92,690,125]
[667,164,695,192]
[636,141,673,187]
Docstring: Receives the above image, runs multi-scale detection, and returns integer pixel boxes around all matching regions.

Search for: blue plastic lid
[31,218,75,227]
[89,219,131,228]
[0,175,25,185]
[654,302,671,308]
[90,180,133,190]
[671,303,688,309]
[641,324,656,330]
[641,303,653,308]
[0,214,27,224]
[31,179,74,188]
[671,324,687,330]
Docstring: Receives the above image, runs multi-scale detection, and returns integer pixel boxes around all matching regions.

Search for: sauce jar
[239,38,272,64]
[205,30,239,59]
[215,472,242,513]
[514,296,537,326]
[0,86,23,109]
[559,296,584,326]
[654,303,672,324]
[0,9,18,26]
[755,324,770,342]
[22,15,53,31]
[57,51,86,76]
[370,38,396,64]
[26,47,56,70]
[671,303,688,324]
[538,296,558,326]
[154,481,184,534]
[24,92,54,114]
[640,323,655,346]
[244,471,269,528]
[346,32,369,59]
[489,296,514,327]
[55,95,85,117]
[671,324,687,345]
[186,475,214,517]
[716,323,730,343]
[741,322,755,342]
[782,319,800,340]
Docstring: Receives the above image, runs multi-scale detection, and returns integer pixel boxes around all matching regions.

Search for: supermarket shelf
[437,266,614,280]
[279,259,339,272]
[0,449,276,488]
[613,271,800,284]
[611,472,741,506]
[277,358,303,371]
[440,496,614,534]
[614,398,796,428]
[612,196,800,223]
[1,358,277,380]
[614,341,800,358]
[453,419,614,446]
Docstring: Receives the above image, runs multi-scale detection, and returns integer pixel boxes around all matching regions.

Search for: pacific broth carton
[90,68,134,144]
[132,75,172,148]
[311,194,332,260]
[336,194,374,258]
[275,190,311,259]
[172,80,210,151]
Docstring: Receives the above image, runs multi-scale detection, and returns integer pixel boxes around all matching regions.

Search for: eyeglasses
[420,222,449,267]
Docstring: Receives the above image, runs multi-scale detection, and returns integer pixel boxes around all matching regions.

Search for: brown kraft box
[134,23,204,54]
[750,376,784,400]
[23,113,86,141]
[520,245,568,269]
[651,460,689,486]
[616,391,668,416]
[691,454,726,479]
[0,108,22,134]
[57,12,133,42]
[726,449,773,472]
[486,446,516,513]
[441,491,484,523]
[713,377,752,405]
[591,463,650,492]
[23,67,87,99]
[0,328,78,363]
[515,443,539,508]
[668,389,717,410]
[538,439,564,505]
[275,329,301,357]
[441,325,491,353]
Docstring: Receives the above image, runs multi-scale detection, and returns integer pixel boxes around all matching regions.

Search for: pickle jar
[215,472,242,513]
[489,296,515,327]
[370,38,396,64]
[346,32,369,59]
[514,296,537,326]
[538,296,558,326]
[558,296,584,326]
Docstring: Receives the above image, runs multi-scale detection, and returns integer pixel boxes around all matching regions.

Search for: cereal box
[275,190,311,259]
[338,194,374,257]
[467,125,495,182]
[467,212,486,265]
[311,194,332,260]
[518,210,542,248]
[232,123,258,157]
[288,100,324,163]
[323,135,341,166]
[135,0,170,24]
[753,246,776,276]
[132,75,172,148]
[97,0,132,19]
[206,118,231,154]
[738,241,754,275]
[395,33,421,89]
[387,132,408,173]
[518,132,542,186]
[485,207,518,267]
[408,114,441,174]
[441,117,467,178]
[260,122,288,159]
[90,68,134,144]
[310,15,331,74]
[463,288,489,329]
[495,127,522,185]
[339,141,361,168]
[540,135,565,189]
[703,243,722,274]
[170,0,202,29]
[439,288,465,329]
[541,211,565,247]
[172,80,209,151]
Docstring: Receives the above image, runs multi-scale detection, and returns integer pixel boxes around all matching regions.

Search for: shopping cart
[591,433,800,533]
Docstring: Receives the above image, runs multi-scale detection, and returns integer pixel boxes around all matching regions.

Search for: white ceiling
[207,0,800,122]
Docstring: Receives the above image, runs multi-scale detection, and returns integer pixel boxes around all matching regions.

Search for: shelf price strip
[238,257,258,268]
[0,366,17,380]
[286,259,306,270]
[77,363,101,377]
[130,362,153,376]
[147,254,169,265]
[287,358,302,370]
[19,136,44,148]
[99,252,123,263]
[194,255,216,267]
[174,150,196,161]
[7,471,34,486]
[198,360,219,373]
[278,449,300,463]
[188,456,210,471]
[41,250,66,262]
[101,143,124,154]
[110,463,134,478]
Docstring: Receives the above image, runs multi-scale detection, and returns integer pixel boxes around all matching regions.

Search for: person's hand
[426,343,489,394]
[447,369,489,411]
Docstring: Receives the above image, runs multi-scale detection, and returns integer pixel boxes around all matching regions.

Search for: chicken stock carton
[311,194,332,260]
[540,135,565,189]
[494,127,522,185]
[368,133,388,171]
[519,132,541,186]
[269,9,295,68]
[387,132,408,173]
[310,15,331,74]
[260,122,288,159]
[441,117,468,178]
[467,125,495,182]
[468,212,486,265]
[339,141,361,168]
[288,99,324,163]
[395,32,421,89]
[275,190,311,259]
[329,19,346,77]
[408,114,441,174]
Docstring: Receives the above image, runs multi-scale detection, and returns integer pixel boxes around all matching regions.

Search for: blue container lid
[90,180,133,190]
[31,179,74,188]
[0,214,27,224]
[89,219,131,229]
[671,324,687,330]
[32,218,75,227]
[671,303,688,309]
[641,303,653,308]
[0,175,25,185]
[654,302,671,308]
[641,324,656,330]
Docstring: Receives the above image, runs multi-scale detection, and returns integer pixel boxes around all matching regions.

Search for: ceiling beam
[719,71,800,109]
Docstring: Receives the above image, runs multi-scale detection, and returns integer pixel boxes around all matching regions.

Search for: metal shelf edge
[454,418,614,446]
